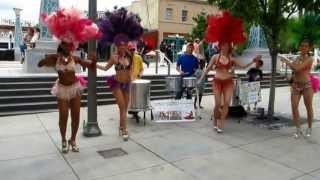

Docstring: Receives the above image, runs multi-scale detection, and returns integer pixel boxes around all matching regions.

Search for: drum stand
[194,87,201,120]
[183,86,201,121]
[130,107,153,126]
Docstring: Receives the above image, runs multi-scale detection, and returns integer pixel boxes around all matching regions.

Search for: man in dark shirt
[247,55,263,82]
[176,43,199,99]
[246,55,263,111]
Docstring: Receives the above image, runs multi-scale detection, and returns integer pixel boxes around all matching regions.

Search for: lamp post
[13,8,22,61]
[83,0,102,137]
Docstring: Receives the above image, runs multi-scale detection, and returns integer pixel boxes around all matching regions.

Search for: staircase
[0,73,288,116]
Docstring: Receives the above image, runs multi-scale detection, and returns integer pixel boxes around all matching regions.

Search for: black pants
[194,93,203,107]
[175,76,194,100]
[175,87,193,99]
[128,111,139,116]
[141,54,149,67]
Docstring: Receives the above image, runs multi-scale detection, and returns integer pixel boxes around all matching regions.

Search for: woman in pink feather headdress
[281,39,318,138]
[38,8,100,153]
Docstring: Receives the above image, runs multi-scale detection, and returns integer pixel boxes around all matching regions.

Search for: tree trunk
[267,47,278,119]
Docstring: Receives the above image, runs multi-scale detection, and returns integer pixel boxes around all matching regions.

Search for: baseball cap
[128,42,136,50]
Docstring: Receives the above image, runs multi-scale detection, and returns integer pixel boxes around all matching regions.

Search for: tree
[189,12,251,55]
[207,0,320,119]
[189,12,208,40]
[280,14,320,52]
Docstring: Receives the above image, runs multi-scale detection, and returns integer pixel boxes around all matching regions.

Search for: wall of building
[127,0,159,30]
[128,0,219,47]
[158,0,218,45]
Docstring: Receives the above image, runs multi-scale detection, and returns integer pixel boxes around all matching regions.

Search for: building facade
[0,18,35,50]
[127,0,219,46]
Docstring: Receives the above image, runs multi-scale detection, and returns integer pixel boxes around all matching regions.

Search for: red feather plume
[205,11,246,45]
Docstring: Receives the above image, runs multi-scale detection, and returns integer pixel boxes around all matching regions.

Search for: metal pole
[83,0,101,137]
[155,50,159,74]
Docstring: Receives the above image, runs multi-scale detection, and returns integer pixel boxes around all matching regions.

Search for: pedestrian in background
[128,42,144,121]
[194,60,206,109]
[246,55,264,111]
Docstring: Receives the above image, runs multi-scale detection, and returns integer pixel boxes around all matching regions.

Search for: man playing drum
[175,42,199,99]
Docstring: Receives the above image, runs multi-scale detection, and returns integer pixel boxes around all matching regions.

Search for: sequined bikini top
[114,56,131,71]
[55,56,76,72]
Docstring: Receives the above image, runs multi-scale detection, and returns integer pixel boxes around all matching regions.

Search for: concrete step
[0,73,289,116]
[0,94,178,114]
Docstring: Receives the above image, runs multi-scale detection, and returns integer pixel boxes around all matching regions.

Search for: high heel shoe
[305,128,312,137]
[119,127,124,136]
[216,128,223,134]
[68,140,79,152]
[61,141,69,154]
[293,128,303,139]
[122,129,129,141]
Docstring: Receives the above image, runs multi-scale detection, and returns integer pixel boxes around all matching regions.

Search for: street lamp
[83,0,102,137]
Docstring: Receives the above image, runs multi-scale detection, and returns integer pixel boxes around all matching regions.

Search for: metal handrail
[155,50,173,75]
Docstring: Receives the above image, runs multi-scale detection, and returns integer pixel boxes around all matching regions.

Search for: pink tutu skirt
[310,75,320,92]
[51,76,87,100]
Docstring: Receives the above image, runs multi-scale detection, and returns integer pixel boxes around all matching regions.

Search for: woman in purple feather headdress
[96,7,143,141]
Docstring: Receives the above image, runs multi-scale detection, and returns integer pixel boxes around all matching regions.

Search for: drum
[183,77,197,88]
[129,79,151,110]
[166,76,181,92]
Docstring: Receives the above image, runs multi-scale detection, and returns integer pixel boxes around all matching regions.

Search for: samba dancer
[97,8,143,141]
[38,8,100,153]
[199,11,255,133]
[281,39,320,138]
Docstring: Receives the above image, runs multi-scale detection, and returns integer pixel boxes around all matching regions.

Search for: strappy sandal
[61,140,69,154]
[68,140,79,152]
[119,127,124,136]
[122,129,129,141]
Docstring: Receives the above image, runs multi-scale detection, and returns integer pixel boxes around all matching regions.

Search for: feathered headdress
[98,7,143,47]
[42,8,101,50]
[205,11,246,45]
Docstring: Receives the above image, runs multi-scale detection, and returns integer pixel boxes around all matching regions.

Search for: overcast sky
[0,0,135,23]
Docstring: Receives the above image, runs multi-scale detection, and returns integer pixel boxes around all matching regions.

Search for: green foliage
[189,12,208,40]
[207,0,320,50]
[279,14,320,52]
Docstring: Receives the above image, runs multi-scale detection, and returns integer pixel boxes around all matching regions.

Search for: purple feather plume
[98,8,143,47]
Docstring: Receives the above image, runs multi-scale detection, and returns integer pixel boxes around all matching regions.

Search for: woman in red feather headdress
[199,11,256,133]
[37,8,100,153]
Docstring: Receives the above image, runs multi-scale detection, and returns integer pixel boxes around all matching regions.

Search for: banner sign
[151,99,196,123]
[239,81,261,105]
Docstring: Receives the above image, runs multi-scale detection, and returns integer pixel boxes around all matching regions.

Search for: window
[182,10,188,22]
[165,8,173,20]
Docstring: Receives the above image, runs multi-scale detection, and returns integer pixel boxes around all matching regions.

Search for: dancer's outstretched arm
[198,55,217,83]
[38,54,58,67]
[96,55,116,71]
[233,58,255,69]
[73,52,96,69]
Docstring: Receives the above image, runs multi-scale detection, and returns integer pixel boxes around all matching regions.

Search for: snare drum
[183,77,197,88]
